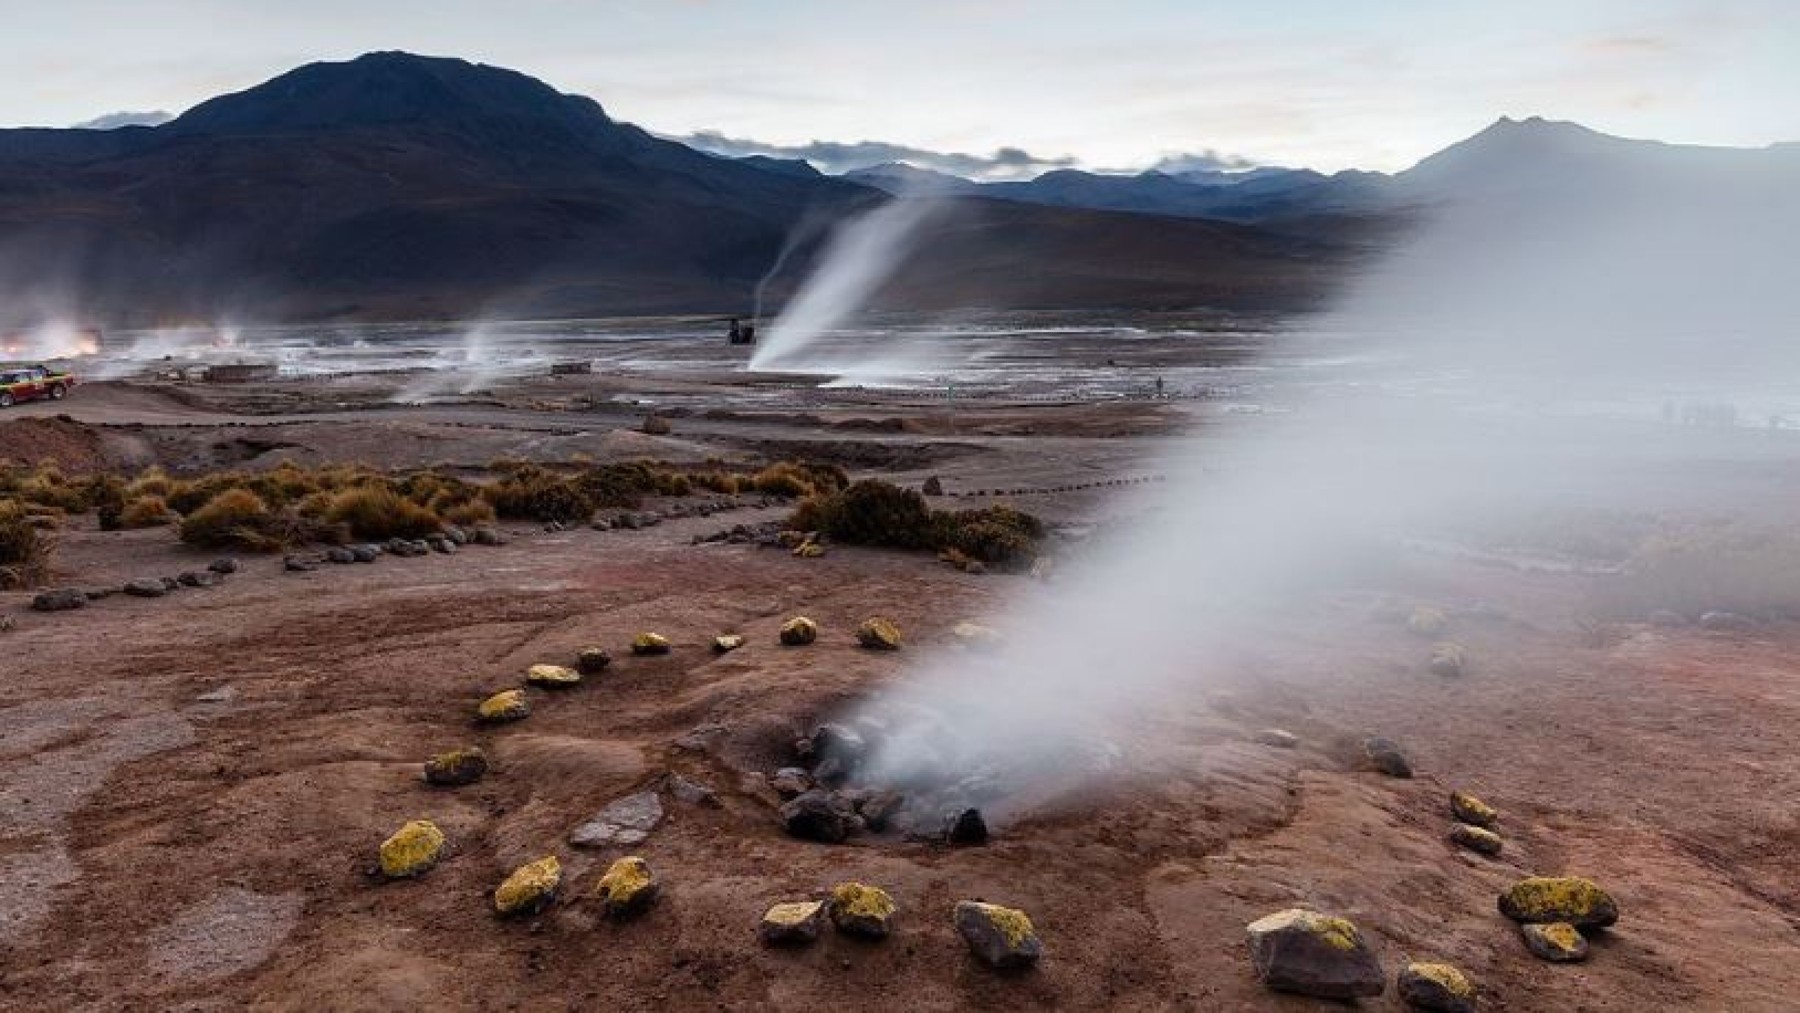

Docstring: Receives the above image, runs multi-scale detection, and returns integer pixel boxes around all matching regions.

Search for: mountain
[0,52,1356,326]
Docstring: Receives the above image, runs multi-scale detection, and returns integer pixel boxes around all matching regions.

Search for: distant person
[1155,376,1165,398]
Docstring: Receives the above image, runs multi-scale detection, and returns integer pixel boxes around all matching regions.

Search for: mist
[851,148,1800,817]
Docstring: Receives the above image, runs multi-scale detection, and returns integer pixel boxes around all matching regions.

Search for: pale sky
[1,0,1795,173]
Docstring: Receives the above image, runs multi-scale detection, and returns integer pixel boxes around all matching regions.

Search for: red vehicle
[0,365,75,407]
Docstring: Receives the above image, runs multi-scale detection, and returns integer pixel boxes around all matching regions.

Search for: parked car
[0,365,76,407]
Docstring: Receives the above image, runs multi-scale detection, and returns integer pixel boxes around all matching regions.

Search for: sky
[2,0,1796,175]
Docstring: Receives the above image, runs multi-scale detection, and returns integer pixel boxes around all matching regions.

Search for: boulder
[666,774,720,808]
[828,882,895,939]
[711,634,745,653]
[31,588,87,612]
[576,647,612,675]
[779,616,819,646]
[954,901,1042,969]
[780,790,854,843]
[593,856,659,918]
[325,547,357,564]
[208,558,240,574]
[1397,961,1478,1012]
[351,545,379,563]
[946,807,989,845]
[525,664,582,689]
[858,790,905,831]
[570,791,664,848]
[423,747,489,786]
[1364,736,1413,778]
[1449,823,1503,856]
[856,617,903,650]
[1449,791,1498,828]
[123,578,168,598]
[493,856,561,917]
[1254,728,1299,749]
[631,632,672,656]
[810,723,867,766]
[1428,642,1467,677]
[759,900,827,945]
[476,689,531,724]
[1520,921,1589,962]
[178,571,219,588]
[1498,876,1618,928]
[1246,908,1385,999]
[377,819,446,879]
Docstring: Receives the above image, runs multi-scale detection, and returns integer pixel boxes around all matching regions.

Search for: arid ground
[2,352,1798,1012]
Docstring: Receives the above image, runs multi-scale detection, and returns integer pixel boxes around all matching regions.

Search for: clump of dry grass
[0,499,52,589]
[789,480,1047,568]
[324,485,443,540]
[119,495,178,529]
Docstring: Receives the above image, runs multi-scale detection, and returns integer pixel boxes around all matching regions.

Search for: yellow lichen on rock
[1409,962,1473,997]
[965,902,1034,946]
[593,855,659,918]
[779,616,819,646]
[856,617,903,650]
[828,881,896,938]
[1499,876,1619,927]
[1246,908,1362,952]
[712,634,745,653]
[476,688,530,723]
[378,819,446,879]
[493,856,562,917]
[630,632,672,656]
[1449,790,1498,828]
[954,900,1044,968]
[525,664,581,688]
[765,901,822,926]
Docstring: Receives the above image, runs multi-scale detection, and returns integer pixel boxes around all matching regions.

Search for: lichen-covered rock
[493,856,561,917]
[1428,642,1467,677]
[711,634,745,653]
[525,663,581,688]
[576,647,611,674]
[1449,791,1497,829]
[630,632,672,656]
[779,616,818,646]
[423,747,488,786]
[1397,961,1477,1012]
[1520,921,1590,962]
[1407,605,1449,637]
[1245,908,1385,1000]
[1364,736,1413,778]
[570,791,664,848]
[760,900,827,945]
[1449,823,1503,856]
[1254,728,1299,748]
[781,790,853,843]
[828,882,895,939]
[1498,876,1618,928]
[593,856,659,918]
[378,819,446,879]
[477,689,530,724]
[856,617,903,650]
[954,901,1043,969]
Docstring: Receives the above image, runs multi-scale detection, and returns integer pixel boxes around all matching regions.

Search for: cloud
[675,129,1075,180]
[1144,149,1259,174]
[71,109,172,130]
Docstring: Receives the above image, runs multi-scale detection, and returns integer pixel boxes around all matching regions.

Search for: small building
[203,363,279,383]
[550,360,594,376]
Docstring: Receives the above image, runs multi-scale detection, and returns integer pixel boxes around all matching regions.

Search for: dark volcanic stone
[781,790,852,843]
[423,747,489,786]
[946,808,989,845]
[123,578,169,598]
[1364,736,1413,778]
[1246,908,1385,1000]
[208,558,239,574]
[31,588,88,612]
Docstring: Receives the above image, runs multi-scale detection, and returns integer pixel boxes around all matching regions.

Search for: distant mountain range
[0,52,1790,328]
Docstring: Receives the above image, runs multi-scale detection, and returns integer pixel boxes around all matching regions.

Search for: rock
[178,571,219,588]
[1449,823,1503,856]
[570,791,664,848]
[525,663,582,689]
[590,518,613,532]
[856,617,903,650]
[781,790,854,843]
[1449,791,1498,829]
[946,807,989,845]
[424,747,489,786]
[858,790,905,831]
[1428,642,1467,677]
[1700,610,1756,632]
[666,774,720,807]
[1397,961,1478,1012]
[284,556,316,572]
[208,558,240,574]
[471,527,505,547]
[1364,736,1413,778]
[810,723,867,766]
[1245,908,1386,1000]
[493,856,561,917]
[779,616,819,645]
[828,882,895,939]
[82,587,113,600]
[770,768,812,798]
[576,647,611,675]
[631,632,672,656]
[123,578,169,598]
[617,513,643,531]
[593,856,659,918]
[194,685,235,703]
[476,689,530,724]
[759,900,827,945]
[951,621,1003,648]
[351,545,379,563]
[31,588,88,612]
[954,901,1042,969]
[1498,876,1618,928]
[1407,605,1449,637]
[1647,609,1688,628]
[325,547,357,564]
[378,819,446,879]
[711,634,745,653]
[442,526,468,545]
[1520,921,1590,962]
[1254,728,1299,748]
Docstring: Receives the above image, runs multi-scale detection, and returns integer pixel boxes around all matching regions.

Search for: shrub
[0,499,51,588]
[17,466,86,513]
[87,474,128,530]
[179,488,283,551]
[752,463,815,498]
[442,499,496,527]
[934,505,1046,567]
[119,495,178,529]
[787,480,1046,567]
[126,467,173,500]
[486,465,596,522]
[325,486,443,540]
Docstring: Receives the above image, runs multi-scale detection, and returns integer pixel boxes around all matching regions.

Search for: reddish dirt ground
[2,376,1798,1011]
